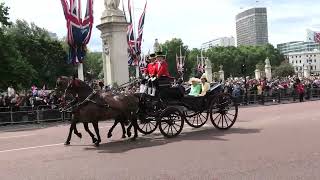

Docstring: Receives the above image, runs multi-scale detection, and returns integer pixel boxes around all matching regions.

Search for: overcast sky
[2,0,320,53]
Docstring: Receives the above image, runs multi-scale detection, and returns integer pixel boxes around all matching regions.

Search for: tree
[273,62,295,77]
[83,52,103,79]
[161,38,188,78]
[5,19,73,88]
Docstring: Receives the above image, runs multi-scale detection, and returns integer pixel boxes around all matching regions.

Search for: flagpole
[78,63,84,81]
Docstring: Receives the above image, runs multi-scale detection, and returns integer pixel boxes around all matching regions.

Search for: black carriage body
[136,82,238,137]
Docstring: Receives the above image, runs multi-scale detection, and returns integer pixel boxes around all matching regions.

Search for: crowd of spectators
[223,76,320,104]
[0,85,54,109]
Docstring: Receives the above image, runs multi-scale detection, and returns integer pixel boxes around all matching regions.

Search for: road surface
[1,101,320,180]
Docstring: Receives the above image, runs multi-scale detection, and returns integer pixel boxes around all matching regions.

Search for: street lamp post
[241,63,248,105]
[309,59,312,76]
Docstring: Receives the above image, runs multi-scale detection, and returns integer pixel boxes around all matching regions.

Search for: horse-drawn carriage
[56,76,238,146]
[135,81,238,138]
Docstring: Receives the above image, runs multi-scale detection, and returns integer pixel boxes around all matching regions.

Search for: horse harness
[62,90,112,113]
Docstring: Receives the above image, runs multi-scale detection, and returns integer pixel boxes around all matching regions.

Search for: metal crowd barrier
[0,105,71,126]
[235,87,320,105]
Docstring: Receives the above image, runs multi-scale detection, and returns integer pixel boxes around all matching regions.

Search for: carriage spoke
[162,123,169,132]
[196,114,199,125]
[141,123,147,130]
[147,123,152,131]
[166,124,170,135]
[172,124,179,132]
[221,115,224,128]
[212,114,221,122]
[223,115,229,127]
[217,115,222,127]
[225,114,234,123]
[170,126,174,136]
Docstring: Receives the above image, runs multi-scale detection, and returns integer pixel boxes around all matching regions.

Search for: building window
[296,60,298,63]
[296,56,298,58]
[315,66,317,70]
[306,55,308,57]
[300,56,301,58]
[300,67,302,71]
[311,66,313,70]
[300,60,301,63]
[315,60,317,63]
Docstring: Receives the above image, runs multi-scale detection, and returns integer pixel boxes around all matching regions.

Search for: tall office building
[236,7,269,46]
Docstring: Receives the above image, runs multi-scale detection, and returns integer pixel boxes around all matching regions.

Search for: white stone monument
[97,0,129,86]
[218,65,225,82]
[204,58,212,82]
[255,65,261,80]
[303,65,310,78]
[265,58,272,81]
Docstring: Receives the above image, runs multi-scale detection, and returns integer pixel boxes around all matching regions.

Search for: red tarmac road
[1,101,320,180]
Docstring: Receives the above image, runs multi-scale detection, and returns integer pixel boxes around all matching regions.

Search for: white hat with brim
[188,77,201,84]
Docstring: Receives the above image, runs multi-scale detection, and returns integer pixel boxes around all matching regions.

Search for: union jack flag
[139,55,147,73]
[126,0,138,66]
[60,0,93,64]
[315,32,320,43]
[136,2,147,55]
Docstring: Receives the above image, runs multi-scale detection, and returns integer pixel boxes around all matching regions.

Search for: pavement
[1,101,320,180]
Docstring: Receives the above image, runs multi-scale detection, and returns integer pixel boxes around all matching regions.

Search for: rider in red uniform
[144,53,157,95]
[155,51,171,87]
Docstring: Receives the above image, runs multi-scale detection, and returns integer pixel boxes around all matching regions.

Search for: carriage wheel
[137,116,158,135]
[159,107,185,138]
[210,93,238,130]
[185,111,208,128]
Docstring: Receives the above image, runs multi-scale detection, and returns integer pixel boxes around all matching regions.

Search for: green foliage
[273,62,295,77]
[83,52,103,79]
[0,3,73,90]
[0,3,11,28]
[204,44,284,77]
[161,38,188,78]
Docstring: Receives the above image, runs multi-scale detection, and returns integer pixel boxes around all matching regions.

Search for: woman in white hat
[188,77,201,96]
[199,74,210,96]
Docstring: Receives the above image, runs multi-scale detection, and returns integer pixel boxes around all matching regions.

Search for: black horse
[56,76,139,146]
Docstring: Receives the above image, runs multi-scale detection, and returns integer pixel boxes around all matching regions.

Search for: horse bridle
[60,81,112,113]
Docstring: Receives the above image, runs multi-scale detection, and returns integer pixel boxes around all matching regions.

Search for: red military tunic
[145,62,157,77]
[156,60,170,78]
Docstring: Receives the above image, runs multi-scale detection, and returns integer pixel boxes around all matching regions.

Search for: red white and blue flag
[315,32,320,43]
[136,1,147,55]
[126,0,147,66]
[60,0,94,64]
[139,55,147,73]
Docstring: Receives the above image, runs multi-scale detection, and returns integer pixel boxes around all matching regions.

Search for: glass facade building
[277,41,320,55]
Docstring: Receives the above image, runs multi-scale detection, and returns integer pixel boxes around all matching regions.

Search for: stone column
[205,58,212,82]
[97,7,129,86]
[218,65,225,82]
[265,58,272,81]
[255,67,261,80]
[304,65,310,78]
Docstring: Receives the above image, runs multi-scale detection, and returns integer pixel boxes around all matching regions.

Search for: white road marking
[0,124,213,153]
[0,134,36,140]
[0,143,64,153]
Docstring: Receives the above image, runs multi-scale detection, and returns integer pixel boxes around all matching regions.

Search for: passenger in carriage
[188,77,202,96]
[199,74,210,96]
